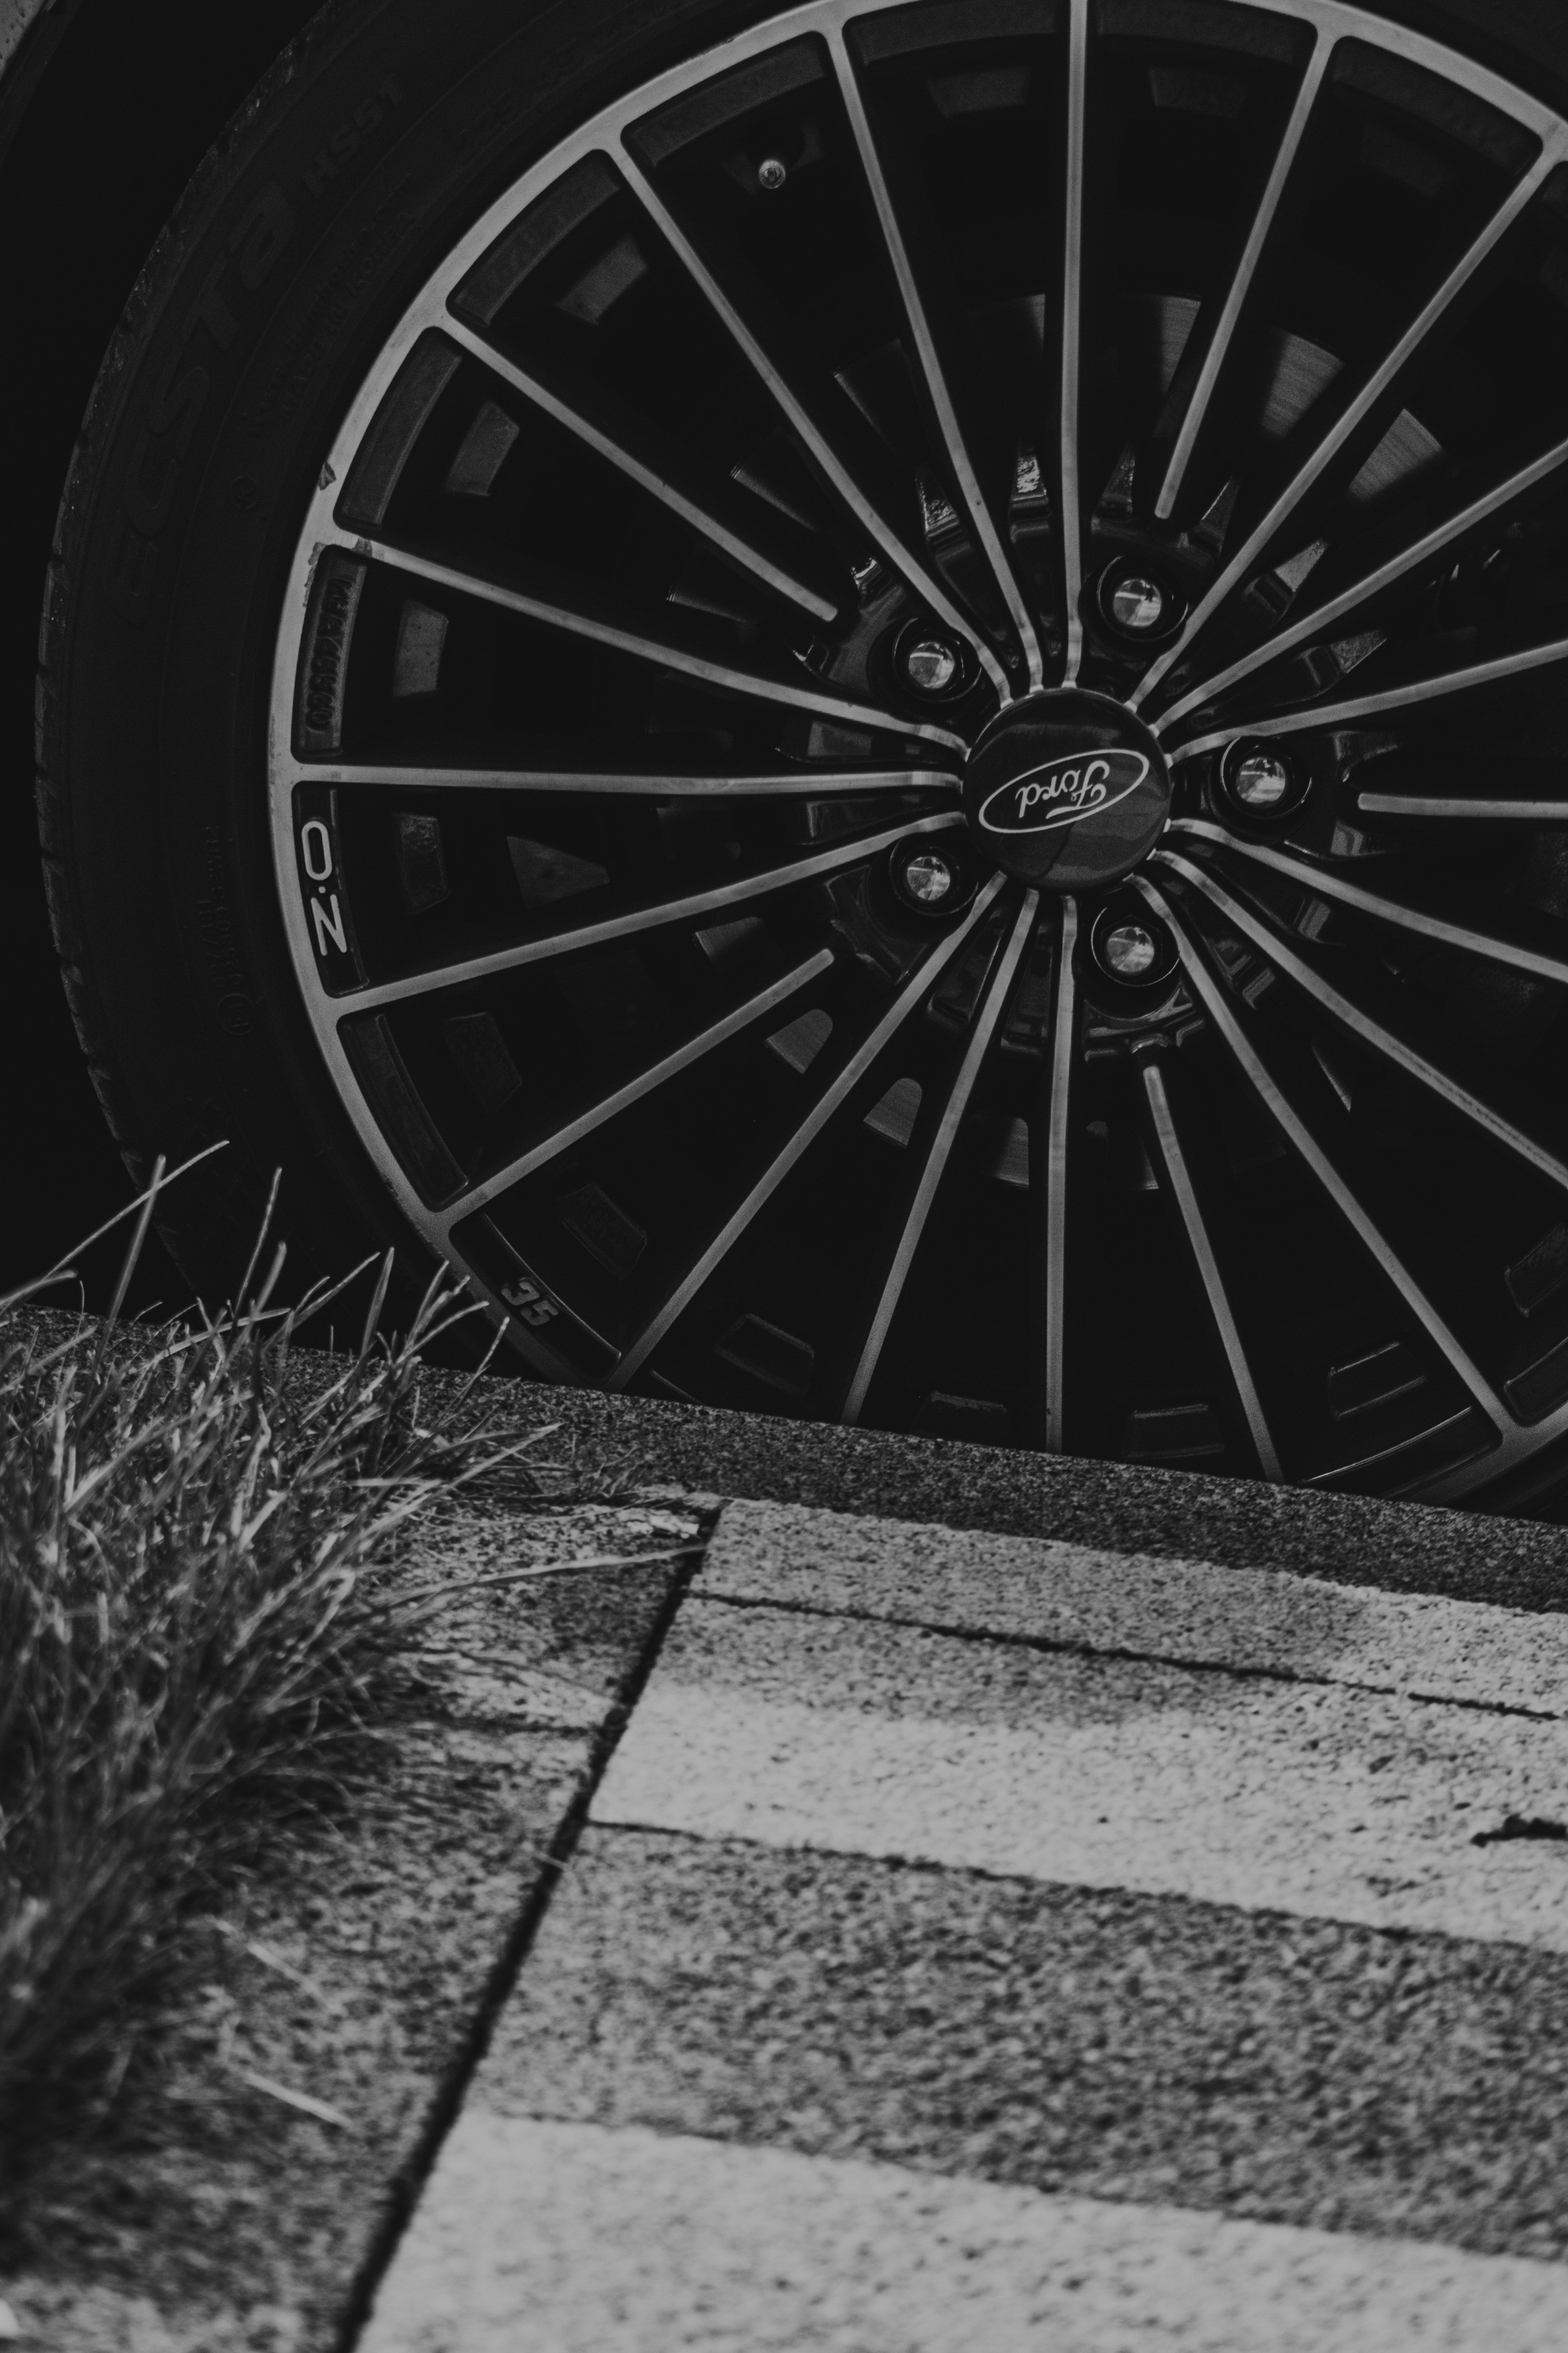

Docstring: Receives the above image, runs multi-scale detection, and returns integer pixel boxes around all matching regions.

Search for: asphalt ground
[444,1371,1568,1610]
[355,1489,1568,2351]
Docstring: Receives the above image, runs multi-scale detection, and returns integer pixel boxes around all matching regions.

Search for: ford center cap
[963,688,1171,892]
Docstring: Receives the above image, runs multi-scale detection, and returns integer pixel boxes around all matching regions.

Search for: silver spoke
[1058,0,1088,685]
[841,889,1039,1425]
[344,809,963,1011]
[1355,784,1568,824]
[285,759,959,797]
[442,313,840,626]
[438,948,835,1230]
[1141,1058,1283,1480]
[1132,138,1567,711]
[1168,632,1568,765]
[614,141,1010,699]
[1171,818,1568,987]
[1153,40,1331,524]
[1158,430,1568,729]
[1134,874,1510,1435]
[1154,846,1568,1195]
[329,530,968,754]
[829,29,1041,692]
[1043,895,1077,1453]
[609,871,1010,1389]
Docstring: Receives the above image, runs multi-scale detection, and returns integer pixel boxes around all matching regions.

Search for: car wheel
[38,0,1568,1506]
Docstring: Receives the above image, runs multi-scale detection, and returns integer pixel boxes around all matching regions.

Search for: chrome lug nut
[899,633,961,696]
[889,834,973,918]
[1232,750,1290,809]
[1098,560,1183,645]
[1220,737,1304,821]
[902,851,955,906]
[1090,903,1177,987]
[757,156,788,191]
[1109,574,1165,632]
[1101,922,1159,979]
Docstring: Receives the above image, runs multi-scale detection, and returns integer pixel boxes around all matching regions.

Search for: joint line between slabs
[680,1588,1568,1726]
[330,1502,724,2353]
[577,1814,1523,1935]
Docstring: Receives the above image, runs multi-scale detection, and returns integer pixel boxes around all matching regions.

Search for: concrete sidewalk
[354,1487,1568,2352]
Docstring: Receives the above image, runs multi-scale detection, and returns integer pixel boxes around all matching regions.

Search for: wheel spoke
[286,758,960,797]
[614,143,1010,699]
[1153,40,1331,524]
[1157,430,1568,731]
[608,871,1010,1389]
[1168,632,1568,765]
[828,29,1041,692]
[343,809,964,1011]
[1133,874,1510,1436]
[1140,1057,1283,1480]
[1057,0,1089,686]
[1171,819,1568,988]
[443,313,842,624]
[1042,895,1077,1452]
[437,947,836,1231]
[328,530,968,753]
[1354,780,1568,824]
[840,888,1039,1425]
[1132,139,1566,711]
[1154,846,1568,1195]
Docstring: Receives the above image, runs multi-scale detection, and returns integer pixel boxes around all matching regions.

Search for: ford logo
[978,747,1151,835]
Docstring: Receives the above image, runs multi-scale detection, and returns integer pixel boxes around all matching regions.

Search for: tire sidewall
[49,0,804,1299]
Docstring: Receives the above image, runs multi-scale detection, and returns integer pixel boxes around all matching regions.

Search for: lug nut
[889,835,973,918]
[900,633,960,696]
[1089,903,1176,986]
[901,851,955,906]
[1220,737,1303,821]
[757,156,788,191]
[1108,575,1165,633]
[1098,561,1183,645]
[1230,747,1291,811]
[1099,922,1160,980]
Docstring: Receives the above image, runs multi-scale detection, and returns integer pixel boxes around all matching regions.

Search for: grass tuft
[0,1158,540,2210]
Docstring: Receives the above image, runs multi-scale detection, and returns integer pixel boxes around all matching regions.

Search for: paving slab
[465,1826,1568,2259]
[351,1483,1568,2347]
[699,1495,1568,1715]
[595,1596,1568,1950]
[358,2114,1568,2353]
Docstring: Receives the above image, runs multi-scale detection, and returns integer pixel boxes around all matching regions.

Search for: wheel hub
[962,689,1170,893]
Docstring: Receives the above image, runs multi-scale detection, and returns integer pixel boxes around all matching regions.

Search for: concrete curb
[446,1371,1568,1610]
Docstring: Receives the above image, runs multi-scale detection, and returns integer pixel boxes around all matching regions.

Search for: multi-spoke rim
[269,0,1568,1506]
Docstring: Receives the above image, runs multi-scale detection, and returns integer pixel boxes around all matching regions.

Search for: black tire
[38,0,1568,1506]
[39,0,756,1306]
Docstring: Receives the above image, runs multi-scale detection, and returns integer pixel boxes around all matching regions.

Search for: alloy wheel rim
[270,0,1568,1503]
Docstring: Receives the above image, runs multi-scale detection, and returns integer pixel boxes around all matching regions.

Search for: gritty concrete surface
[700,1495,1568,1713]
[357,2115,1568,2353]
[350,1488,1568,2349]
[0,2280,299,2353]
[595,1595,1568,1949]
[0,0,47,79]
[454,1371,1568,1609]
[467,1827,1568,2259]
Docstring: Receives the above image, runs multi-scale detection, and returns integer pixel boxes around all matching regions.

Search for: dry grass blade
[376,1543,703,1615]
[0,1170,546,2234]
